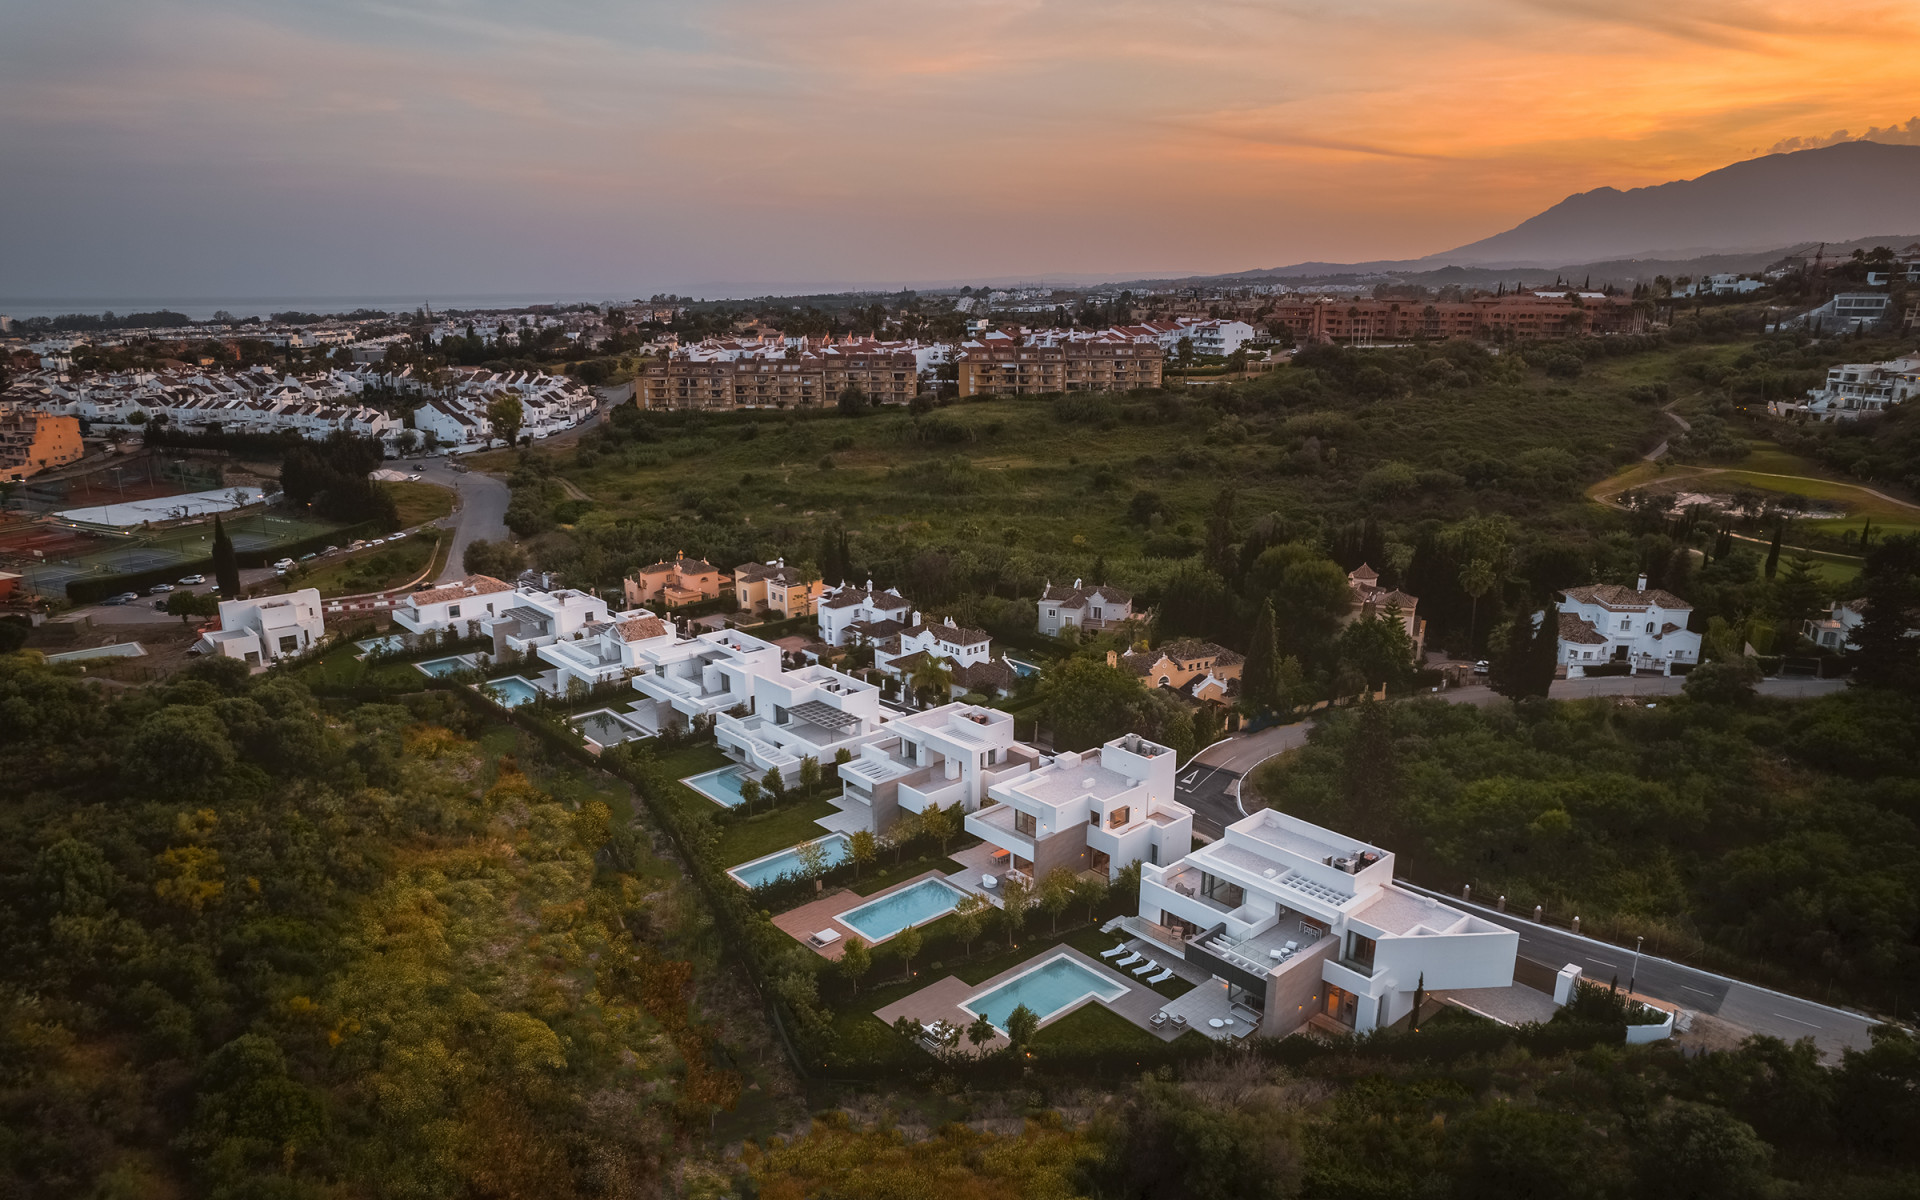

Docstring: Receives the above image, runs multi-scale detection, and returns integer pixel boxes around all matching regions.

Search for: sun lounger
[1132,958,1160,976]
[1115,952,1143,968]
[1099,944,1129,959]
[807,929,841,948]
[1146,967,1175,984]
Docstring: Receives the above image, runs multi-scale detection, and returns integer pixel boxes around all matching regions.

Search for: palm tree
[907,656,953,709]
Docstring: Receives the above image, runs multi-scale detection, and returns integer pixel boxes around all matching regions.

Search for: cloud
[1771,117,1920,153]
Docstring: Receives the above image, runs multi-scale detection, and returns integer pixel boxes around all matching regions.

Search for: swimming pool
[727,834,852,889]
[415,654,478,677]
[683,765,754,808]
[481,676,543,707]
[836,877,966,942]
[962,954,1128,1032]
[572,709,646,746]
[356,634,407,656]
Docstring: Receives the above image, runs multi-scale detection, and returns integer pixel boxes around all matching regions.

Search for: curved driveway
[411,457,510,583]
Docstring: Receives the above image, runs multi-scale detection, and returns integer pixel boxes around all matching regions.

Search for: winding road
[410,457,510,583]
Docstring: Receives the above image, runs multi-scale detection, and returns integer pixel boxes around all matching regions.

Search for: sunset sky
[3,0,1918,302]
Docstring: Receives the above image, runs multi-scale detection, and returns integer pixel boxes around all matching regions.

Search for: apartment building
[1138,807,1517,1037]
[837,702,1037,835]
[637,339,920,410]
[1037,580,1133,635]
[1265,293,1644,343]
[624,553,725,607]
[966,734,1194,883]
[412,399,490,447]
[956,330,1165,397]
[196,589,326,666]
[818,581,913,646]
[734,559,823,619]
[0,411,82,481]
[1555,576,1700,676]
[714,664,888,786]
[391,575,515,635]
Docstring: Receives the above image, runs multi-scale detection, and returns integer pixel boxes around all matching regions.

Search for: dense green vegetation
[0,653,766,1197]
[1254,680,1920,1012]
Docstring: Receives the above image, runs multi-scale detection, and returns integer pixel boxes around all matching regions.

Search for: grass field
[380,479,455,528]
[289,535,437,597]
[713,797,841,867]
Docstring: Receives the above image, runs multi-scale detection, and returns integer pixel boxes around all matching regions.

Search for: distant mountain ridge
[1428,141,1920,267]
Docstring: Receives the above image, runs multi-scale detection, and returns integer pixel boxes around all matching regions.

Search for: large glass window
[1201,872,1244,909]
[1108,806,1131,829]
[1344,931,1377,973]
[1014,810,1037,837]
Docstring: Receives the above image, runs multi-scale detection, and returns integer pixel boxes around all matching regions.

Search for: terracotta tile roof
[1561,583,1690,612]
[1039,583,1132,606]
[905,619,990,646]
[1557,612,1608,645]
[410,575,510,606]
[616,616,669,642]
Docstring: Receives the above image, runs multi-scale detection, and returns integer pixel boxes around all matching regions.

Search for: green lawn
[851,852,970,896]
[1030,1002,1168,1053]
[286,536,437,597]
[713,798,840,867]
[380,479,456,527]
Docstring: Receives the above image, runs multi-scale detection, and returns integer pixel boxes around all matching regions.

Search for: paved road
[1643,403,1692,461]
[1400,884,1883,1059]
[412,457,509,583]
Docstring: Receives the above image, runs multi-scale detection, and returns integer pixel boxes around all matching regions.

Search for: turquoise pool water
[483,677,542,707]
[837,877,965,942]
[728,834,852,889]
[684,765,753,807]
[963,955,1128,1031]
[573,710,645,746]
[415,655,476,677]
[356,634,407,656]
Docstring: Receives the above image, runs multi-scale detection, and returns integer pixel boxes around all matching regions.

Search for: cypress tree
[1242,597,1281,712]
[1764,524,1782,580]
[1487,605,1539,701]
[211,515,241,596]
[1526,600,1562,697]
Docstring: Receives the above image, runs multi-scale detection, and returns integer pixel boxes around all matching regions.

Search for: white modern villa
[835,702,1038,835]
[966,733,1194,883]
[197,588,326,665]
[715,664,888,786]
[1136,808,1518,1037]
[1554,576,1701,676]
[482,584,611,658]
[630,627,785,727]
[391,574,514,635]
[534,611,676,694]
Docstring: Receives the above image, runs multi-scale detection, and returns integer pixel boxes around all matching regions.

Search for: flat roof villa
[481,585,610,658]
[966,733,1194,884]
[535,610,676,694]
[1136,808,1517,1037]
[630,627,784,726]
[835,702,1040,836]
[714,663,887,785]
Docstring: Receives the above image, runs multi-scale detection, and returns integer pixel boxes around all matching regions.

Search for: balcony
[964,802,1035,857]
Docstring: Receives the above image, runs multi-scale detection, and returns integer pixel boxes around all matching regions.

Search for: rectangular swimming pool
[482,676,542,707]
[963,954,1128,1032]
[728,834,852,889]
[356,634,407,656]
[836,877,966,943]
[683,765,753,808]
[415,654,477,678]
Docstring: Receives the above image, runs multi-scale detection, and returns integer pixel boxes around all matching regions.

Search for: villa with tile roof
[1135,807,1517,1038]
[872,615,994,684]
[391,575,514,635]
[1343,564,1424,658]
[1121,640,1244,701]
[1555,575,1701,676]
[1037,579,1133,635]
[818,580,913,646]
[624,553,725,607]
[734,558,824,619]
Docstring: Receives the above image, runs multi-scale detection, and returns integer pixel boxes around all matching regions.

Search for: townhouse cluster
[1,363,598,452]
[637,334,933,410]
[1770,353,1920,421]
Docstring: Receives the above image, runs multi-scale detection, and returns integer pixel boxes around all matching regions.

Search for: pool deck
[874,944,1171,1054]
[772,869,950,960]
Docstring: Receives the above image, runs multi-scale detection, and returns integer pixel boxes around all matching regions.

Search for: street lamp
[1628,935,1644,999]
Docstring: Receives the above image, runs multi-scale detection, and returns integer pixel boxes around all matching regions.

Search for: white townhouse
[629,627,786,728]
[1800,355,1920,420]
[817,581,913,646]
[872,616,994,684]
[196,588,326,666]
[1137,808,1518,1038]
[966,733,1194,884]
[391,575,514,636]
[1554,576,1701,676]
[836,702,1037,836]
[714,664,888,787]
[412,400,490,448]
[481,584,610,656]
[1037,579,1133,635]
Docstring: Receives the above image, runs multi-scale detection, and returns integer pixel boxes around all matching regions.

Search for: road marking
[1681,985,1717,997]
[1772,1013,1821,1028]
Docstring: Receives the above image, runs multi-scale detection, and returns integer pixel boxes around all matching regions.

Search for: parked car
[177,573,206,585]
[148,583,174,594]
[348,540,368,550]
[102,592,140,606]
[299,552,318,561]
[273,557,295,569]
[407,473,422,481]
[152,599,169,610]
[321,545,340,555]
[388,530,408,540]
[1472,660,1490,675]
[368,538,387,547]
